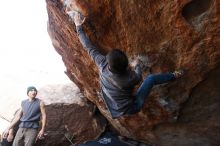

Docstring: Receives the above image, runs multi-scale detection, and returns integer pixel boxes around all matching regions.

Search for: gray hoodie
[76,26,142,118]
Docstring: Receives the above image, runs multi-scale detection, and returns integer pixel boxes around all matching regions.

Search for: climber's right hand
[73,11,86,26]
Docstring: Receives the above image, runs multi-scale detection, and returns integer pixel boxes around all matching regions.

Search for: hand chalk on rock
[66,10,85,20]
[64,0,90,18]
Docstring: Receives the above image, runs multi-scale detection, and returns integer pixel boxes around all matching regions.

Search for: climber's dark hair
[107,49,128,74]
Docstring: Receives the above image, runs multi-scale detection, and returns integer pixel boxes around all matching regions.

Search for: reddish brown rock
[46,0,220,145]
[37,84,107,146]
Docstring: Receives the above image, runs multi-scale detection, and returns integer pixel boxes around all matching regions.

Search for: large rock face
[46,0,220,145]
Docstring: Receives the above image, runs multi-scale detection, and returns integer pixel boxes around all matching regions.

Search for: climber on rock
[69,10,185,119]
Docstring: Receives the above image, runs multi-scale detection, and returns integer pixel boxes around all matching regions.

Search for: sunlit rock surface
[46,0,220,145]
[37,84,107,145]
[38,83,83,105]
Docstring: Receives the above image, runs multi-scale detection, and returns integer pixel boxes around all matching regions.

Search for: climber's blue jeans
[127,73,175,114]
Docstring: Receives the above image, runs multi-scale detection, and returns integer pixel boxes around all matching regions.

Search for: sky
[0,0,71,133]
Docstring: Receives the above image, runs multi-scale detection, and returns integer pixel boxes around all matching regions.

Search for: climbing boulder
[46,0,220,145]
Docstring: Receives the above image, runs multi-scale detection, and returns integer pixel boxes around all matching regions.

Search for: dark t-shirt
[19,98,41,129]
